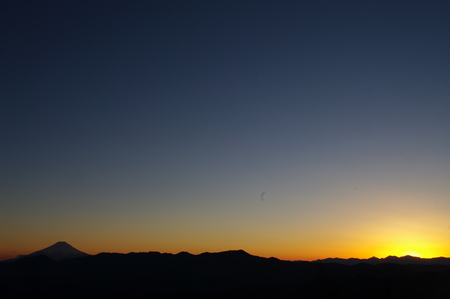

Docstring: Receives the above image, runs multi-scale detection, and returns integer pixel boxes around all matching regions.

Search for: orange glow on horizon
[2,190,450,262]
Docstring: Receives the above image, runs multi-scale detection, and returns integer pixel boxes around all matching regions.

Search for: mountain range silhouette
[1,242,450,298]
[314,255,450,266]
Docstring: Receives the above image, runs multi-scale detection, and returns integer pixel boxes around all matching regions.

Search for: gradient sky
[2,0,450,261]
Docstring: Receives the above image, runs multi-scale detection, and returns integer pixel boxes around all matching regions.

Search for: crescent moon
[260,191,266,201]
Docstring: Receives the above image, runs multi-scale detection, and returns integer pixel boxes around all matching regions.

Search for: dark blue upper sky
[1,0,450,259]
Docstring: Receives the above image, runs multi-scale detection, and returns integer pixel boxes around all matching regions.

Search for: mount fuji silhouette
[24,241,89,261]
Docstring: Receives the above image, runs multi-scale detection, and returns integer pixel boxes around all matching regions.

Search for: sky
[1,0,450,261]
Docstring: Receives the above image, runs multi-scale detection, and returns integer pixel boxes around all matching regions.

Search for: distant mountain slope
[314,255,450,266]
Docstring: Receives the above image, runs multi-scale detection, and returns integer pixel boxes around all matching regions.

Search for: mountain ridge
[2,246,450,298]
[313,255,450,265]
[4,241,450,265]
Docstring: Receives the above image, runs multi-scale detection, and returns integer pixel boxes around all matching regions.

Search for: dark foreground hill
[1,250,450,299]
